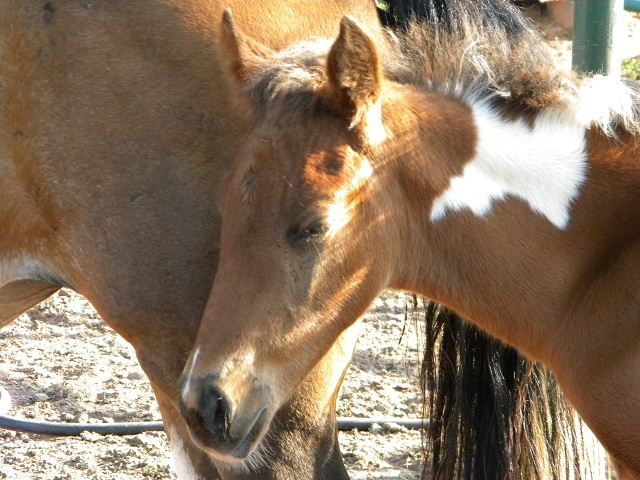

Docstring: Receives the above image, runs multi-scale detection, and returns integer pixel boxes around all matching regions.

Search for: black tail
[414,299,609,479]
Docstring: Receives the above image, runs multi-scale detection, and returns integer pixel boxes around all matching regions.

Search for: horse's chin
[206,450,253,464]
[201,430,272,476]
[187,406,272,465]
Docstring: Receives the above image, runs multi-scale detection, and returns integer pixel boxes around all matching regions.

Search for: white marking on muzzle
[180,347,201,403]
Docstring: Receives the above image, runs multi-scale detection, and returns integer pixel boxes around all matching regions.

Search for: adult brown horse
[180,0,639,478]
[0,1,386,479]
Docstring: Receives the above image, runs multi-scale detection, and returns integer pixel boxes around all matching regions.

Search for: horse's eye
[300,224,324,239]
[287,222,326,244]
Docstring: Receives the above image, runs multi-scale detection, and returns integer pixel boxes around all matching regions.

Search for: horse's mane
[245,0,640,136]
[383,0,640,136]
[383,0,567,111]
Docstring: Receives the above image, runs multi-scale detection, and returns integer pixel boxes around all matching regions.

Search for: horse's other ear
[218,9,274,89]
[326,16,384,140]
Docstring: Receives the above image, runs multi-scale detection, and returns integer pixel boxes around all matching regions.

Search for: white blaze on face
[430,102,588,229]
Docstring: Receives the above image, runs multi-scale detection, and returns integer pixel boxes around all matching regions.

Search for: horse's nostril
[179,380,231,443]
[198,384,229,437]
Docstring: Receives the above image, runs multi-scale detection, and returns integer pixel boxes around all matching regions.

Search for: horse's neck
[385,92,640,364]
[431,103,588,230]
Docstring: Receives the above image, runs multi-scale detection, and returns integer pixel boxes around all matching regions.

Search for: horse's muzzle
[178,373,272,461]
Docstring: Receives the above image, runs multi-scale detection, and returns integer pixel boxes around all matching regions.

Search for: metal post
[625,0,640,12]
[572,0,624,76]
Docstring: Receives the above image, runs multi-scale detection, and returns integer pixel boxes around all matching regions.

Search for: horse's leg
[91,309,219,479]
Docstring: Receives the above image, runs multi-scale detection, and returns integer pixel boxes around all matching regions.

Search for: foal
[181,1,640,477]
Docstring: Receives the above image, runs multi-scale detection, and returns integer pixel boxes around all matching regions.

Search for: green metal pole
[625,0,640,12]
[572,0,624,76]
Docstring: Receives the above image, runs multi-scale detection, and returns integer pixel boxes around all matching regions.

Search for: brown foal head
[179,12,401,461]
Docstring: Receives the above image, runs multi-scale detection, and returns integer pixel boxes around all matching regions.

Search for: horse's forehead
[247,117,350,167]
[302,147,354,193]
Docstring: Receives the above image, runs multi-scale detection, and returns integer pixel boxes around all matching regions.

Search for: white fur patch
[567,75,640,135]
[430,102,588,229]
[168,427,201,480]
[355,101,387,146]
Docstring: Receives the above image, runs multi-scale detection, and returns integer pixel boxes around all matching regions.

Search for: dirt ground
[0,290,424,480]
[2,5,640,480]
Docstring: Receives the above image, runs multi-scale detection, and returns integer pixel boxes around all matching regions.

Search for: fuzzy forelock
[242,39,333,119]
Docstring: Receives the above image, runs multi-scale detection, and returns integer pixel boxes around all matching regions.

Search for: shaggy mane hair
[244,0,640,136]
[383,0,640,136]
[383,0,566,111]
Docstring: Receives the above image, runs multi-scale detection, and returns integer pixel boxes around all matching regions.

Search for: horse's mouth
[186,406,271,463]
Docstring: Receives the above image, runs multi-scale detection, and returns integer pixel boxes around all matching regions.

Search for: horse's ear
[218,9,274,89]
[326,16,384,140]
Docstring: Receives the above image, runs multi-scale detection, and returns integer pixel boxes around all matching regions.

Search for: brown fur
[186,2,640,479]
[0,1,386,479]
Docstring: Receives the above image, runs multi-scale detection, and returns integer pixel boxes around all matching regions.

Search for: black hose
[0,415,164,435]
[0,386,164,435]
[0,414,424,436]
[0,385,424,435]
[337,417,426,431]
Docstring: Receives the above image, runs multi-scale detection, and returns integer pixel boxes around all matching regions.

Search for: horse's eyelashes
[301,224,325,238]
[287,222,326,244]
